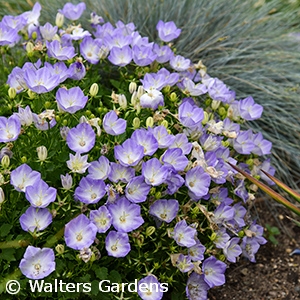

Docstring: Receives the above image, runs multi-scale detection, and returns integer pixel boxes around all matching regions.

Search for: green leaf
[0,224,13,237]
[108,270,122,283]
[90,280,100,296]
[110,79,121,89]
[266,224,280,235]
[0,248,16,262]
[95,267,108,280]
[268,235,279,245]
[79,274,91,283]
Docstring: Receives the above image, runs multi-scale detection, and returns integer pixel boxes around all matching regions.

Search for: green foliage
[265,223,280,245]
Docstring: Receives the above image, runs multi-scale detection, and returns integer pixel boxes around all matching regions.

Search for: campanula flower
[46,40,76,60]
[10,164,41,193]
[125,175,151,203]
[19,206,52,232]
[103,110,127,136]
[202,256,227,288]
[108,197,144,232]
[114,138,144,167]
[105,231,131,258]
[172,220,197,248]
[66,152,91,174]
[75,177,106,204]
[59,2,86,21]
[0,115,21,142]
[142,158,170,186]
[64,214,97,250]
[138,275,164,300]
[19,246,55,279]
[149,199,179,223]
[25,179,57,208]
[107,46,132,67]
[186,273,209,300]
[23,66,60,94]
[89,206,112,233]
[156,20,181,42]
[87,156,111,180]
[66,123,96,154]
[185,166,211,199]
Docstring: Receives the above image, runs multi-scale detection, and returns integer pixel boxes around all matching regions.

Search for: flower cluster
[0,2,274,299]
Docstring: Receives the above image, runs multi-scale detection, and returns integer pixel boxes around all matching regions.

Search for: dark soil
[209,198,300,300]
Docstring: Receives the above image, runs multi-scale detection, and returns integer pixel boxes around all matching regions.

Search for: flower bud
[0,187,5,205]
[131,91,138,106]
[202,111,209,125]
[170,92,177,102]
[161,120,168,128]
[221,140,230,148]
[8,87,17,99]
[55,12,64,28]
[36,146,48,161]
[60,126,70,140]
[135,102,141,115]
[137,85,144,98]
[145,226,156,237]
[163,85,171,93]
[80,115,89,123]
[53,34,61,41]
[129,82,137,94]
[26,41,34,54]
[149,187,156,195]
[204,98,212,107]
[218,254,226,262]
[44,101,51,109]
[89,252,96,263]
[27,90,36,99]
[118,94,127,109]
[1,155,10,169]
[89,83,99,97]
[210,232,217,241]
[136,234,144,247]
[246,158,254,167]
[132,117,140,129]
[146,116,154,128]
[218,107,227,117]
[21,156,27,163]
[61,173,73,190]
[31,31,37,40]
[238,230,245,238]
[211,100,221,110]
[55,244,65,255]
[155,191,161,199]
[0,174,5,185]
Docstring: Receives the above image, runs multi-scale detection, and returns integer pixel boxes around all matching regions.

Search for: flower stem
[0,239,29,249]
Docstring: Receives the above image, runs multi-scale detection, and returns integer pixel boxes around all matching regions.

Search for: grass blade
[228,162,300,216]
[260,169,300,203]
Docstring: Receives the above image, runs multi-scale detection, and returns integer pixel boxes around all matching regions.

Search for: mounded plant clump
[0,1,294,300]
